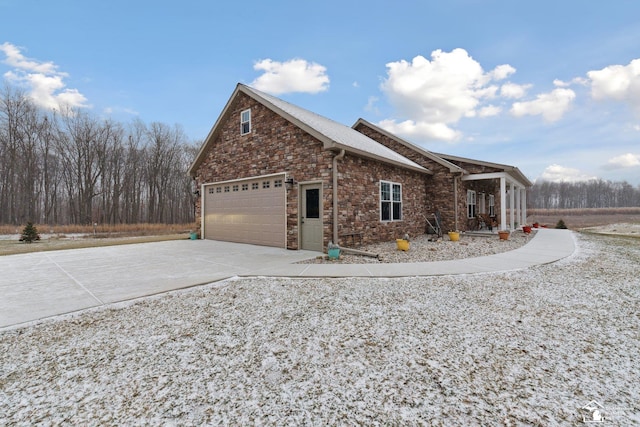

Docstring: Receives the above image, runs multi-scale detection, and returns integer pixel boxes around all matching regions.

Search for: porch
[462,171,528,231]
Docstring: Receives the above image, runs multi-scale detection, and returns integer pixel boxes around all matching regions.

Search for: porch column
[509,182,515,230]
[521,188,527,226]
[515,186,521,228]
[500,177,507,231]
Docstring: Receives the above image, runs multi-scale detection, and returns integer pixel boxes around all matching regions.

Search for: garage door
[203,175,286,248]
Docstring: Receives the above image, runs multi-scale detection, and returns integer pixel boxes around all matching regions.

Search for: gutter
[332,149,346,245]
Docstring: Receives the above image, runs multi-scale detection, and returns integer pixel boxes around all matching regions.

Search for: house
[188,83,532,251]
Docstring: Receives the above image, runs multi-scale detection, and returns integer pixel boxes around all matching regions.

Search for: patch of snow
[1,233,639,424]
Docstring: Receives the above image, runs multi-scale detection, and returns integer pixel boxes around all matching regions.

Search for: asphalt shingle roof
[241,84,429,173]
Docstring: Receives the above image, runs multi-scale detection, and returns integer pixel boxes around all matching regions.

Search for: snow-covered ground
[1,232,638,425]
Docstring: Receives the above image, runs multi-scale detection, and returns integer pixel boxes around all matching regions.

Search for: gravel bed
[1,232,639,425]
[302,231,535,263]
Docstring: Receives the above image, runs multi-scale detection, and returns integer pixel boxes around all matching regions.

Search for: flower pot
[327,248,341,260]
[189,232,198,240]
[533,222,539,228]
[522,225,532,234]
[498,230,510,240]
[448,231,460,241]
[396,239,410,251]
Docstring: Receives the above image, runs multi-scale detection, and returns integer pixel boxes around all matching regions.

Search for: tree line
[0,86,199,226]
[528,179,640,209]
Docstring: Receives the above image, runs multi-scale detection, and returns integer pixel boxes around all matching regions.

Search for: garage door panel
[203,176,286,248]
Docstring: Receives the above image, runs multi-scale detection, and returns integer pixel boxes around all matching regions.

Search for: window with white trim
[467,190,477,218]
[488,194,495,217]
[478,192,486,214]
[240,109,251,135]
[380,181,402,221]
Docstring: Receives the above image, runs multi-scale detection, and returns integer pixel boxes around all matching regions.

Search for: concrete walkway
[0,229,575,328]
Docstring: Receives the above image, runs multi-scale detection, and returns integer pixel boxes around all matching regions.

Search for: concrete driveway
[0,230,576,329]
[0,240,319,328]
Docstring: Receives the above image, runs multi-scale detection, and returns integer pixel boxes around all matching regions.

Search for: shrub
[20,222,41,243]
[555,219,568,229]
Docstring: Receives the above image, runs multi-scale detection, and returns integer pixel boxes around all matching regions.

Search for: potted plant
[522,225,532,234]
[447,230,460,241]
[327,241,341,260]
[396,233,410,251]
[498,230,510,240]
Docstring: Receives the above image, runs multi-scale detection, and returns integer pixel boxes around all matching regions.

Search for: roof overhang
[435,152,533,187]
[461,171,528,189]
[353,119,464,174]
[189,84,431,177]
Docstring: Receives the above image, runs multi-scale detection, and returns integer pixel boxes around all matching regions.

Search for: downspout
[453,174,460,231]
[333,149,346,245]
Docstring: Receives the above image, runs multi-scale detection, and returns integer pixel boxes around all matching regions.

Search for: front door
[300,184,323,251]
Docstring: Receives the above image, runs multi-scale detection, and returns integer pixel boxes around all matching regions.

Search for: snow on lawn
[1,233,639,425]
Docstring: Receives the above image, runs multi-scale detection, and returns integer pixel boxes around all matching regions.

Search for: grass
[0,223,197,256]
[524,207,640,229]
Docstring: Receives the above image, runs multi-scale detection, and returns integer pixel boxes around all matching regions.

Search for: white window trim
[478,192,486,215]
[380,180,402,222]
[240,109,251,135]
[488,194,495,217]
[467,190,477,219]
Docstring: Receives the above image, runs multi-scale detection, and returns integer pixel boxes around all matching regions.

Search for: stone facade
[192,93,430,249]
[353,122,506,232]
[192,88,520,250]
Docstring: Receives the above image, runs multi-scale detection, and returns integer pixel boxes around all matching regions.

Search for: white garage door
[203,175,286,248]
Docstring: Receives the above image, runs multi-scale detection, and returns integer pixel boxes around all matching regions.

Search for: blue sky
[2,0,640,185]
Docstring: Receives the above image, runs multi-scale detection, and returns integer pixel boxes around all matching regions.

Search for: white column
[509,182,515,230]
[500,177,507,231]
[521,188,527,226]
[515,186,521,229]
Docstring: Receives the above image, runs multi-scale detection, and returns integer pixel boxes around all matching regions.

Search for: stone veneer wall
[353,123,459,232]
[335,154,428,246]
[193,93,433,249]
[193,93,334,249]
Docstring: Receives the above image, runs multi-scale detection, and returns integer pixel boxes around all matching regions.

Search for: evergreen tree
[555,219,568,229]
[20,222,40,243]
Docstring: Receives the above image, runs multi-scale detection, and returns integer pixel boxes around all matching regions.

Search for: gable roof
[188,83,430,177]
[435,152,533,187]
[353,118,465,173]
[353,118,532,187]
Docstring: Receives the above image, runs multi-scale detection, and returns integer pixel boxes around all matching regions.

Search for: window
[478,193,486,214]
[242,183,248,191]
[252,182,259,190]
[216,187,222,193]
[467,190,477,218]
[274,179,283,188]
[240,109,251,135]
[224,186,230,193]
[380,181,402,221]
[232,185,239,192]
[488,194,495,217]
[208,187,215,194]
[262,181,270,189]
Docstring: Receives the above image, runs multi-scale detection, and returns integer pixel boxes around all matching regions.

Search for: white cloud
[379,48,518,141]
[500,82,531,99]
[489,64,516,81]
[539,164,598,183]
[478,105,502,117]
[587,58,640,114]
[510,88,576,122]
[250,58,329,95]
[0,42,89,110]
[605,153,640,169]
[378,118,462,142]
[364,96,380,115]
